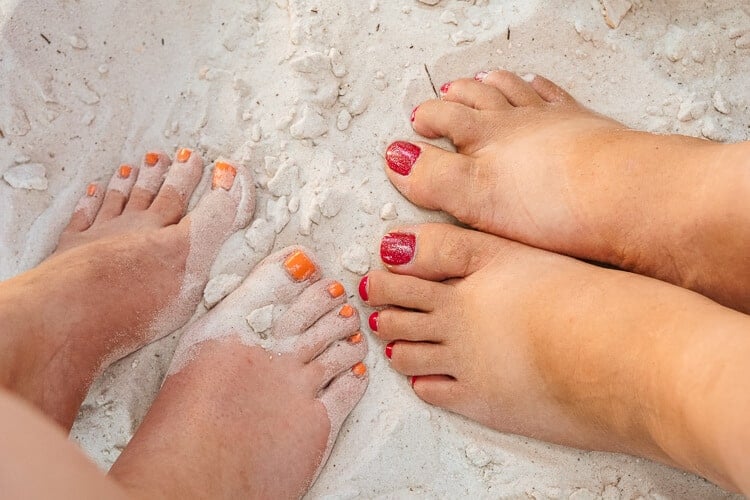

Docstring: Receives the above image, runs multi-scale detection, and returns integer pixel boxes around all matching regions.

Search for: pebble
[451,31,476,45]
[464,443,491,467]
[246,305,275,338]
[440,10,458,25]
[203,274,243,308]
[290,104,328,139]
[69,34,88,49]
[677,98,707,122]
[245,218,276,253]
[712,90,731,114]
[380,202,398,220]
[318,188,344,218]
[600,0,633,29]
[3,163,48,190]
[341,244,371,275]
[267,159,298,196]
[268,196,291,233]
[336,109,352,131]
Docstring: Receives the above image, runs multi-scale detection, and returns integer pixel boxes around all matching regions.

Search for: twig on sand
[424,64,438,98]
[40,33,51,44]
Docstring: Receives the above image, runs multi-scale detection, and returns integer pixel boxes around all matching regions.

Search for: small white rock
[465,443,491,467]
[245,218,276,253]
[3,163,48,191]
[203,274,243,308]
[341,244,371,275]
[69,34,88,49]
[267,160,299,197]
[440,10,458,25]
[290,104,328,139]
[380,202,398,220]
[246,305,275,338]
[336,109,352,131]
[318,189,344,218]
[712,90,731,114]
[267,196,291,233]
[451,30,476,45]
[600,0,633,29]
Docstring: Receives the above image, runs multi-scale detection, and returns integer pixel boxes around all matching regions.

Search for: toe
[308,338,368,392]
[528,74,576,104]
[370,308,444,343]
[411,99,485,151]
[274,279,349,340]
[384,141,491,227]
[440,77,510,111]
[480,70,544,107]
[64,182,104,232]
[361,271,445,312]
[149,148,204,225]
[124,151,171,212]
[93,164,139,223]
[318,367,368,431]
[379,223,505,281]
[411,375,463,409]
[296,302,363,362]
[388,341,452,377]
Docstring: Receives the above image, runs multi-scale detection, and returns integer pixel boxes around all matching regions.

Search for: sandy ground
[1,0,748,497]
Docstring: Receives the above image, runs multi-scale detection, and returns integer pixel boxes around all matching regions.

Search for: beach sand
[1,0,748,497]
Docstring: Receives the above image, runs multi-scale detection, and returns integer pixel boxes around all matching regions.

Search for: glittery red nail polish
[410,106,419,122]
[411,376,420,387]
[385,341,395,360]
[369,312,379,332]
[440,81,451,94]
[359,276,369,302]
[381,233,416,266]
[385,141,421,176]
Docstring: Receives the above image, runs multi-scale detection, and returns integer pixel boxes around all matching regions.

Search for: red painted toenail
[440,81,451,94]
[385,141,421,176]
[145,152,160,166]
[118,165,133,179]
[411,376,420,387]
[86,183,97,197]
[474,71,489,82]
[381,233,416,266]
[410,106,419,122]
[369,312,379,332]
[359,276,369,302]
[385,341,395,360]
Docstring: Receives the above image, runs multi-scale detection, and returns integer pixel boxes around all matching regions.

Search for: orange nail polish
[86,183,97,197]
[212,161,237,191]
[118,165,133,179]
[339,304,355,318]
[176,148,192,163]
[327,282,345,299]
[284,250,317,282]
[348,332,363,344]
[352,362,367,377]
[145,152,160,166]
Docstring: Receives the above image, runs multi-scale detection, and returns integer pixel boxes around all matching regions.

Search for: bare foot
[0,148,255,428]
[109,247,368,499]
[384,70,750,312]
[360,223,750,493]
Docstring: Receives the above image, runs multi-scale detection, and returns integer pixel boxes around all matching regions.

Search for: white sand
[1,0,748,497]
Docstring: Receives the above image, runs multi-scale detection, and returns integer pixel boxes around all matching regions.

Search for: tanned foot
[110,247,368,499]
[384,70,750,312]
[361,223,750,493]
[0,149,255,429]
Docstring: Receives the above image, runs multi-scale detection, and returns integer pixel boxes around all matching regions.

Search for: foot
[0,148,255,428]
[384,70,750,312]
[361,223,750,493]
[109,247,368,499]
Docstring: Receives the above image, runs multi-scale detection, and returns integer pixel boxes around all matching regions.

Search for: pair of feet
[0,149,367,497]
[361,70,750,492]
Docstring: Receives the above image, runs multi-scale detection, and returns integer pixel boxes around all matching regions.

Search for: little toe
[361,270,445,312]
[370,308,444,343]
[411,99,485,150]
[527,74,576,104]
[411,375,463,409]
[308,338,368,392]
[318,366,368,431]
[124,151,171,212]
[64,182,104,232]
[388,341,452,377]
[380,223,505,281]
[149,147,204,225]
[384,141,491,227]
[480,70,544,107]
[93,164,139,224]
[440,77,510,111]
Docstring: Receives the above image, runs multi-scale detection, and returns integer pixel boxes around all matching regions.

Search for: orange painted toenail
[352,362,367,377]
[86,183,97,197]
[212,161,237,191]
[348,332,363,344]
[284,251,317,282]
[118,165,133,179]
[327,282,345,299]
[339,304,355,318]
[145,152,159,166]
[177,148,192,163]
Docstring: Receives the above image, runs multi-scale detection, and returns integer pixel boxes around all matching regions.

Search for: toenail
[145,152,160,166]
[118,165,133,179]
[369,312,379,332]
[358,276,369,302]
[411,376,420,387]
[385,141,421,176]
[212,161,237,191]
[339,304,355,318]
[86,183,97,197]
[348,332,363,344]
[440,81,451,95]
[176,148,192,163]
[410,105,419,122]
[381,233,416,266]
[352,362,367,377]
[385,341,394,360]
[474,71,489,82]
[327,281,345,299]
[522,73,536,83]
[284,250,317,282]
